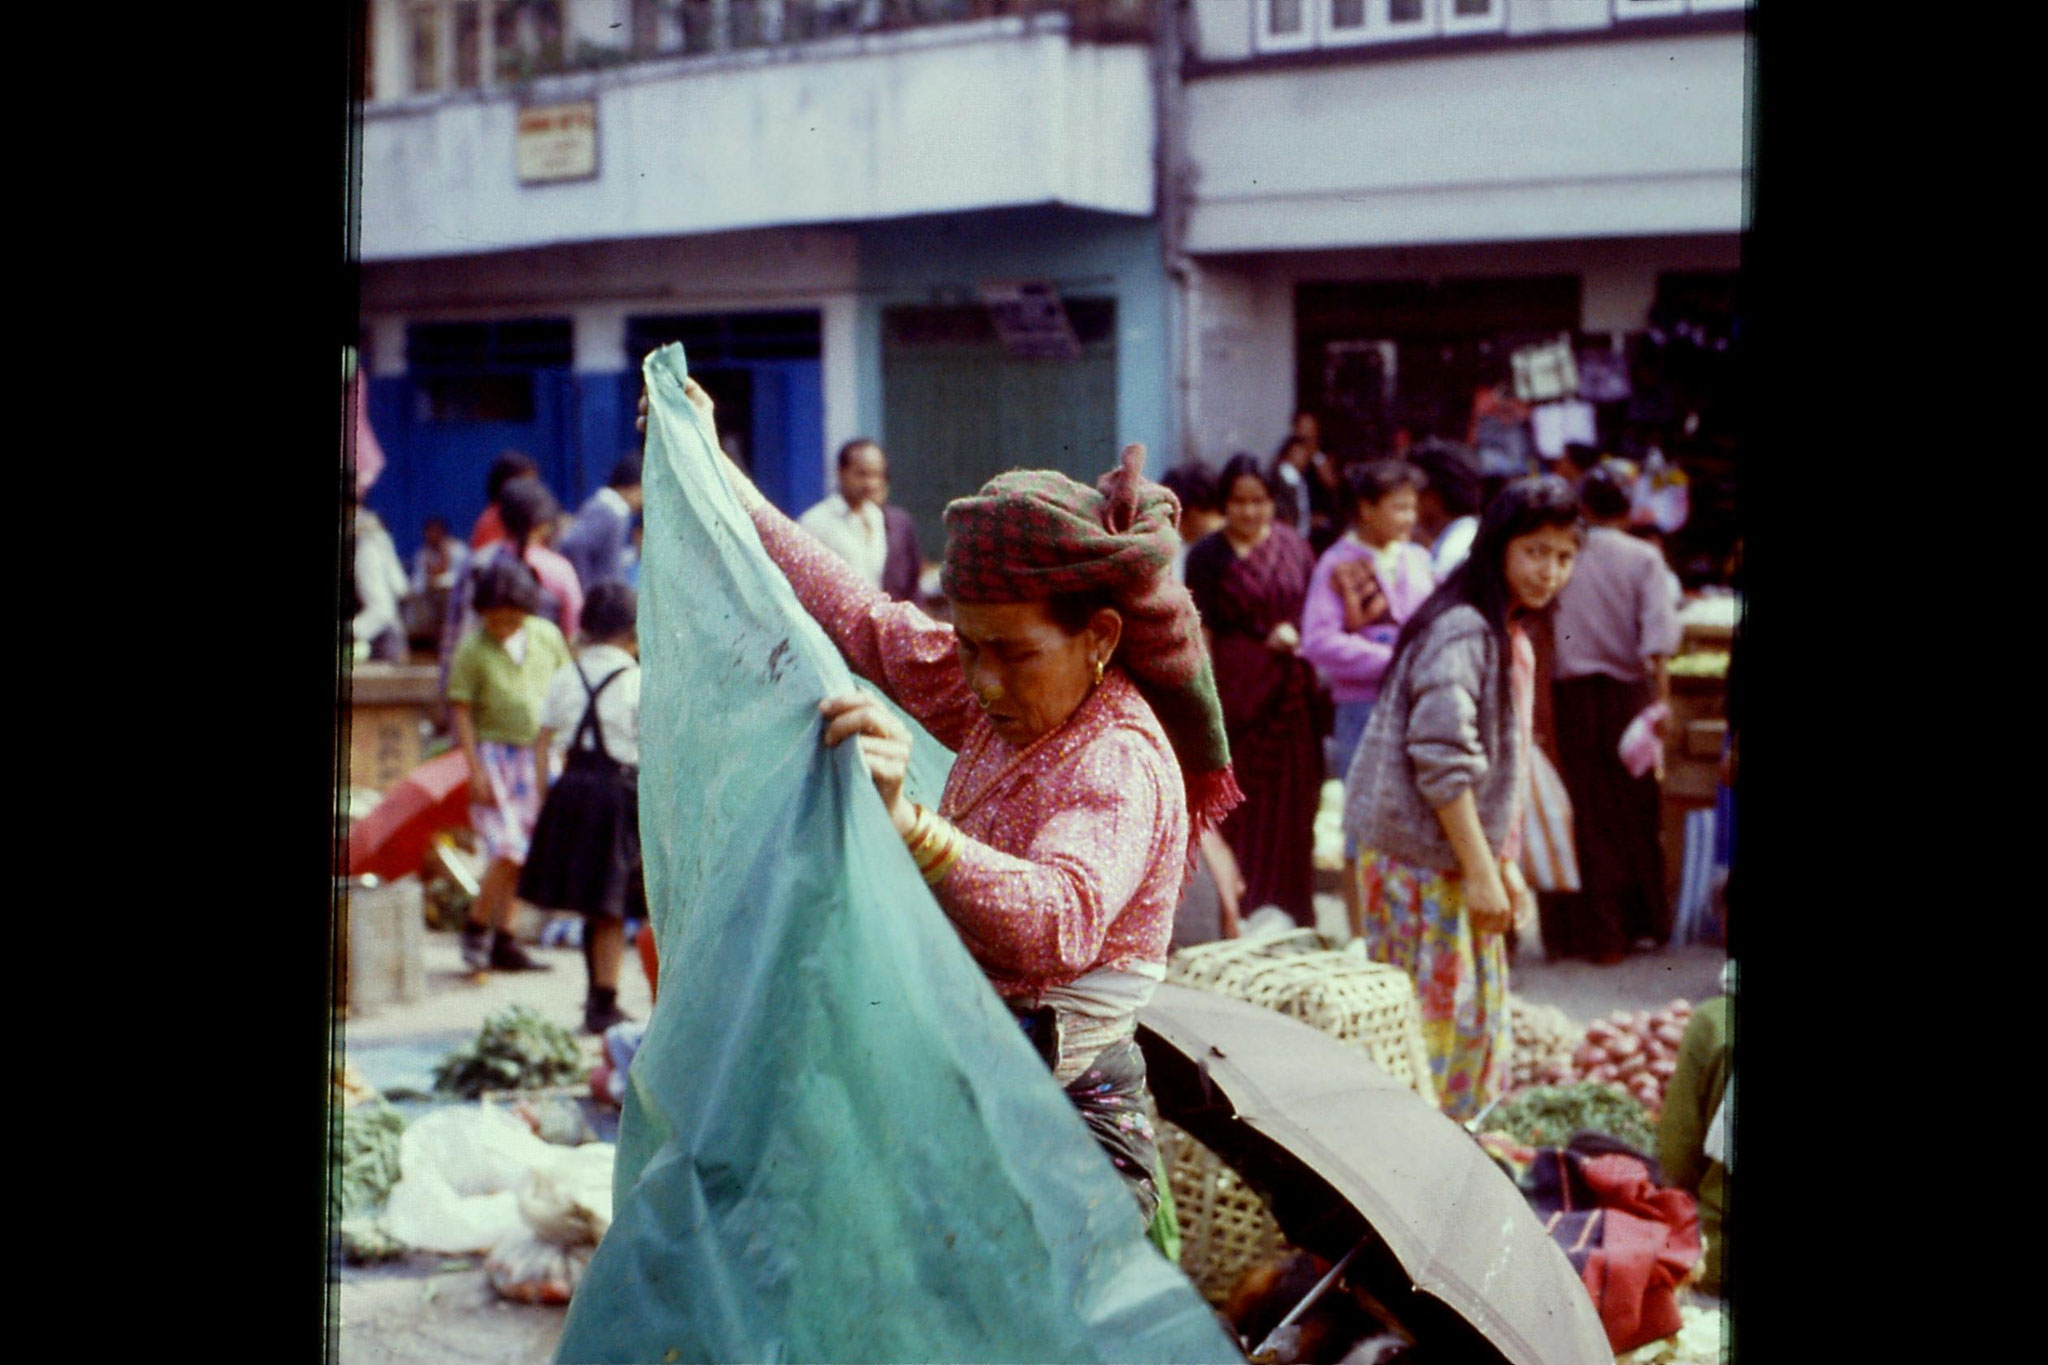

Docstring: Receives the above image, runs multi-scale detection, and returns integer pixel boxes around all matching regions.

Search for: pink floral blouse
[751,504,1190,1000]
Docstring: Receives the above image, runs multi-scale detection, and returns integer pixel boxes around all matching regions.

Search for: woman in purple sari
[1184,455,1325,927]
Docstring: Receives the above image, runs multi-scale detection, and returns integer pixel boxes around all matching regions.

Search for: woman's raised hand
[819,691,914,831]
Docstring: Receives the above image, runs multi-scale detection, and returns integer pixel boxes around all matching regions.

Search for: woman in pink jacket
[1300,461,1437,935]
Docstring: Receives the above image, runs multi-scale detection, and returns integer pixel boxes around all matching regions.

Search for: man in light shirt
[798,439,922,601]
[557,452,644,592]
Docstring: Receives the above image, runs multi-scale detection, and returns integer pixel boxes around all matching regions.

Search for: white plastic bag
[380,1106,561,1253]
[485,1232,592,1305]
[485,1144,616,1304]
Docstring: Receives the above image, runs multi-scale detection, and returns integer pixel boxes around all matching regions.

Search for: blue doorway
[624,312,824,518]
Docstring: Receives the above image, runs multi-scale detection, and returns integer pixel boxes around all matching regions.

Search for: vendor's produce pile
[1478,1080,1658,1155]
[337,1099,407,1218]
[1508,997,1693,1123]
[1570,1003,1692,1123]
[432,1004,589,1098]
[329,1012,617,1296]
[1507,999,1579,1090]
[334,1098,411,1264]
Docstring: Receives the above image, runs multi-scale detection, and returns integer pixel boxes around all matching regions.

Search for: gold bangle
[901,802,935,855]
[919,817,965,885]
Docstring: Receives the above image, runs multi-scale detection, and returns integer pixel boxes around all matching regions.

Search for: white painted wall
[359,227,860,314]
[360,25,1155,262]
[1188,260,1295,467]
[1187,0,1255,63]
[1183,30,1748,252]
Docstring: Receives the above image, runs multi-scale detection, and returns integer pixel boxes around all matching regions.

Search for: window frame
[1440,0,1506,37]
[1613,0,1689,19]
[1253,0,1319,55]
[1319,0,1437,49]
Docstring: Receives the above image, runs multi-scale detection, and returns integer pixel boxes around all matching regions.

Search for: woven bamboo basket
[1160,929,1439,1304]
[1158,1117,1292,1305]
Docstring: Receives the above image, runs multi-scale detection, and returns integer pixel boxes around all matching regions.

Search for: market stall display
[431,1005,589,1099]
[1570,1005,1693,1122]
[1473,1081,1658,1156]
[1503,997,1693,1122]
[1506,998,1579,1091]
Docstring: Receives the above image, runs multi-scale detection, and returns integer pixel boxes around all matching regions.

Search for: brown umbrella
[1138,982,1611,1365]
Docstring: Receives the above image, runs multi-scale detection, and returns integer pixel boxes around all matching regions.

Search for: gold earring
[1092,657,1106,686]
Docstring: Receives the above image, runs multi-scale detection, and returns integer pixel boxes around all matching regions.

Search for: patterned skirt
[470,739,544,866]
[1010,1016,1179,1259]
[1354,848,1511,1122]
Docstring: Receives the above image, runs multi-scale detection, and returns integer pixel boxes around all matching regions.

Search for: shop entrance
[625,312,824,517]
[880,298,1118,562]
[1295,276,1582,464]
[371,317,579,562]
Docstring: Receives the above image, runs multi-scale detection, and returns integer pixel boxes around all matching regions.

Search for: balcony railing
[382,0,1156,101]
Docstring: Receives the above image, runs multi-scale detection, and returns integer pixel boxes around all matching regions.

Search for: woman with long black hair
[1341,474,1583,1120]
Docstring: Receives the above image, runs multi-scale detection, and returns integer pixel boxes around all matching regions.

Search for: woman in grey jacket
[1342,475,1583,1120]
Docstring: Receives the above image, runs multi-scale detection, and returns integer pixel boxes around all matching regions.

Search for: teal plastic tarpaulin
[556,345,1240,1364]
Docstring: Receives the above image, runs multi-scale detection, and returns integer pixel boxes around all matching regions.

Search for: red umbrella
[346,749,471,881]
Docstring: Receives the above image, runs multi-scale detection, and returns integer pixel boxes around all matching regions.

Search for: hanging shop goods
[556,343,1239,1365]
[1511,336,1578,404]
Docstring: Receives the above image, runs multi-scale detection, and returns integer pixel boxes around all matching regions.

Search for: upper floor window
[1616,0,1750,18]
[1253,0,1503,55]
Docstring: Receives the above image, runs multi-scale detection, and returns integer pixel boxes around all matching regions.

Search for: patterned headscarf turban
[941,444,1243,841]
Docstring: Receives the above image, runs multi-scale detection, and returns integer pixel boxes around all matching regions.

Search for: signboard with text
[516,101,597,184]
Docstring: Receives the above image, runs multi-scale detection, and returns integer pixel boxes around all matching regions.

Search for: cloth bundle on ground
[554,344,1238,1364]
[1492,1135,1702,1355]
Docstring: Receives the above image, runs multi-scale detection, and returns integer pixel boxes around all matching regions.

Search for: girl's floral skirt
[1355,848,1510,1122]
[471,739,543,866]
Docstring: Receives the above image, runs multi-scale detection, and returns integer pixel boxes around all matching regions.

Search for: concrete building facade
[355,0,1750,570]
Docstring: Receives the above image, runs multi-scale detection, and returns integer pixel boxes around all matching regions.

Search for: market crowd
[347,369,1735,1333]
[349,394,1729,1063]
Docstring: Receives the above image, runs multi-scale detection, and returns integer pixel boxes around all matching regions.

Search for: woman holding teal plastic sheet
[649,379,1241,1251]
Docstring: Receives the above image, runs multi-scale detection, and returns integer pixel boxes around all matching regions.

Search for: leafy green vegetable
[335,1098,408,1219]
[1481,1080,1657,1153]
[431,1004,589,1098]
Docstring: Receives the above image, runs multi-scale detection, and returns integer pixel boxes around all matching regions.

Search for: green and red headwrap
[941,444,1243,841]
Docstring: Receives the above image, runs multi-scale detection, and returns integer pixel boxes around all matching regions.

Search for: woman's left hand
[820,691,914,831]
[1501,857,1537,936]
[1266,621,1301,653]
